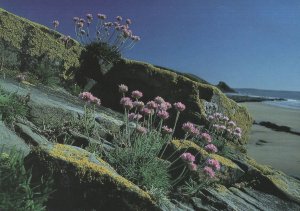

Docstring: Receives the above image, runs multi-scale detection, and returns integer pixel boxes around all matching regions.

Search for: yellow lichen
[46,144,152,200]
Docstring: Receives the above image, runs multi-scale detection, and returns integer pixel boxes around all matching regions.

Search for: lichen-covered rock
[245,158,300,205]
[0,8,82,79]
[166,140,245,185]
[25,143,158,210]
[88,59,252,143]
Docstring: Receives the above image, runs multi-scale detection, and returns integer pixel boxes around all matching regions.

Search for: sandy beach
[243,102,300,178]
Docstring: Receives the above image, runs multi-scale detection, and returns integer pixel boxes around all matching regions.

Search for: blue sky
[1,0,300,91]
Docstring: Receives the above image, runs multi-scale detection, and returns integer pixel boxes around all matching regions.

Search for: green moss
[0,8,82,80]
[246,158,274,175]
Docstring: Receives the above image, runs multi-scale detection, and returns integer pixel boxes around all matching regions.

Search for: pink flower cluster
[201,132,212,143]
[204,144,218,153]
[182,122,200,137]
[203,159,221,178]
[208,112,243,140]
[203,166,215,178]
[162,126,173,134]
[79,92,101,106]
[180,152,197,171]
[206,159,221,171]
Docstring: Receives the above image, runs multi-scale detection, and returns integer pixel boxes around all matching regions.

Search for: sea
[235,88,300,110]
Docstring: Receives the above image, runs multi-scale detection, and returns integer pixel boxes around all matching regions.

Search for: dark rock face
[216,81,236,93]
[88,60,253,143]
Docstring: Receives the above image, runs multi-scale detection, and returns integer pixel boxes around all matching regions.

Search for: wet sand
[242,102,300,178]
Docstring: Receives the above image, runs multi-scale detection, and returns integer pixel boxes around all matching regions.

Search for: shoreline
[242,102,300,178]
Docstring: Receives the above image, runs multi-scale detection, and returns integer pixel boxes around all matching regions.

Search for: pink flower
[158,102,170,111]
[203,166,215,178]
[228,121,236,127]
[78,92,101,106]
[162,126,173,134]
[182,122,195,134]
[133,101,144,109]
[73,17,79,22]
[116,16,122,22]
[219,125,226,130]
[206,159,221,171]
[77,22,84,28]
[207,115,214,121]
[180,153,195,163]
[53,20,59,28]
[201,133,212,143]
[136,126,147,134]
[174,102,186,112]
[97,13,107,20]
[154,96,165,104]
[118,84,128,93]
[126,18,132,25]
[233,132,242,139]
[79,18,86,23]
[131,90,143,99]
[235,127,242,134]
[86,13,93,20]
[128,113,142,121]
[213,113,222,119]
[157,110,169,120]
[140,107,152,116]
[205,144,218,153]
[222,116,229,122]
[120,97,133,110]
[190,127,200,137]
[188,162,197,171]
[146,101,158,109]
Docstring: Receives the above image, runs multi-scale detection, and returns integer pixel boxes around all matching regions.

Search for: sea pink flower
[77,22,84,28]
[128,113,142,121]
[222,116,229,122]
[213,113,222,119]
[190,127,200,137]
[86,13,93,20]
[131,90,143,99]
[158,102,169,111]
[206,159,221,171]
[146,101,158,109]
[188,162,197,171]
[140,107,152,116]
[201,133,212,143]
[157,110,169,120]
[126,18,132,25]
[79,18,86,23]
[228,121,236,127]
[53,20,59,28]
[136,126,147,134]
[97,14,107,20]
[165,102,172,110]
[219,125,226,130]
[120,97,133,110]
[180,153,195,163]
[205,144,218,153]
[154,96,165,104]
[118,84,128,93]
[182,122,195,134]
[174,102,186,112]
[162,126,173,134]
[203,166,215,178]
[78,92,101,106]
[207,115,214,121]
[133,101,144,109]
[116,16,122,22]
[233,132,242,139]
[73,17,79,22]
[235,127,242,134]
